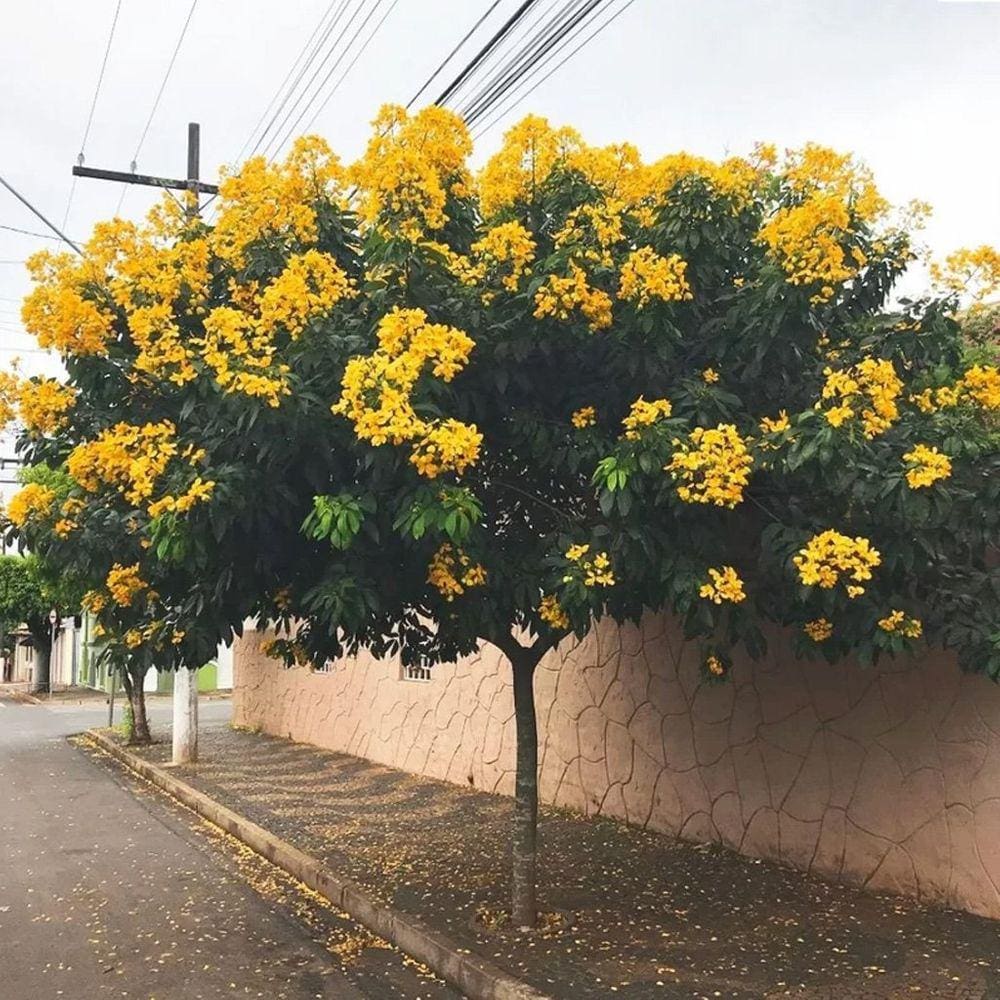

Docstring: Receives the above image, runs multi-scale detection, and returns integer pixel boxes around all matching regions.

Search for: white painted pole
[171,668,198,764]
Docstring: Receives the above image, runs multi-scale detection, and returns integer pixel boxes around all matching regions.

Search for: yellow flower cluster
[67,420,178,506]
[902,444,951,489]
[533,262,613,331]
[877,609,922,638]
[426,543,487,601]
[538,594,570,630]
[257,250,355,338]
[477,115,584,217]
[757,145,887,304]
[81,590,106,614]
[334,308,481,478]
[21,251,114,356]
[702,368,719,384]
[350,104,471,240]
[147,476,216,518]
[0,370,17,430]
[758,193,856,303]
[759,411,791,434]
[564,543,615,587]
[793,530,881,595]
[53,497,84,538]
[960,365,1000,409]
[106,563,147,607]
[699,566,746,604]
[554,200,626,266]
[804,618,833,642]
[199,306,291,406]
[16,378,77,435]
[617,247,693,307]
[213,135,343,267]
[467,221,537,293]
[621,396,672,439]
[930,245,1000,302]
[666,424,753,507]
[571,406,597,429]
[705,654,726,677]
[5,482,56,527]
[821,358,903,437]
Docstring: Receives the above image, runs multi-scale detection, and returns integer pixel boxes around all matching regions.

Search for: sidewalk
[133,725,998,999]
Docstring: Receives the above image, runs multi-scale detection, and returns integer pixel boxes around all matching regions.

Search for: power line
[116,0,200,215]
[263,0,376,161]
[446,0,560,111]
[301,0,403,137]
[406,0,505,109]
[0,223,80,243]
[0,175,82,254]
[237,0,350,163]
[62,0,124,230]
[460,0,599,125]
[472,0,638,139]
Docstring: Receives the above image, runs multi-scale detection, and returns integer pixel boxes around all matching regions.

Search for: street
[0,696,457,1000]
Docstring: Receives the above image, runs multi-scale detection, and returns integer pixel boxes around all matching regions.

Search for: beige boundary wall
[233,614,1000,920]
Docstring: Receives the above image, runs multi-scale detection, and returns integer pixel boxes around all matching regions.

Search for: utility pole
[72,122,217,219]
[72,123,210,762]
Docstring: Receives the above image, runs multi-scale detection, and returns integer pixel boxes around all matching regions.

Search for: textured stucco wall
[233,615,1000,920]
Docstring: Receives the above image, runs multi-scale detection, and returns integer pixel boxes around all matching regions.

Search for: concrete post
[172,668,198,764]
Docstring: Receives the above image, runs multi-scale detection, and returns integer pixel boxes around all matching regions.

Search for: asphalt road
[0,696,458,1000]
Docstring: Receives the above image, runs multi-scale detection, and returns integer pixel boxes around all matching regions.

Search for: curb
[84,729,552,1000]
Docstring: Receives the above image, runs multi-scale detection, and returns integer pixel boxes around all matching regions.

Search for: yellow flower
[821,358,902,437]
[571,406,597,429]
[427,543,486,601]
[5,483,56,527]
[82,590,106,614]
[705,654,726,676]
[533,262,613,331]
[106,563,147,607]
[804,618,833,642]
[930,245,1000,303]
[702,368,719,384]
[621,397,672,439]
[877,609,922,638]
[793,530,881,593]
[903,444,951,489]
[618,247,692,306]
[666,424,753,508]
[699,566,746,604]
[539,595,569,630]
[566,544,590,562]
[759,411,790,434]
[17,378,77,435]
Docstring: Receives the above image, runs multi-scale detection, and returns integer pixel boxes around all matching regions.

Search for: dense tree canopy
[3,104,1000,920]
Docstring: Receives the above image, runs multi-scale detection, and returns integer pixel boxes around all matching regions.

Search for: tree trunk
[120,662,152,745]
[511,651,539,929]
[172,667,198,764]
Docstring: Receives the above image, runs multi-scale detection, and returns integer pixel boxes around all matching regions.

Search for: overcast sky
[1,0,998,390]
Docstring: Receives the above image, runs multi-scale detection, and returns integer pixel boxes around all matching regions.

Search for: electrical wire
[0,175,82,254]
[406,0,505,109]
[259,0,371,161]
[0,224,78,243]
[472,0,638,139]
[446,0,562,111]
[435,0,540,106]
[460,0,599,125]
[266,0,393,160]
[243,0,353,161]
[115,0,200,215]
[301,0,403,136]
[62,0,123,230]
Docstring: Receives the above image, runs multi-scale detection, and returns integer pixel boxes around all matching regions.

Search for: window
[402,663,432,682]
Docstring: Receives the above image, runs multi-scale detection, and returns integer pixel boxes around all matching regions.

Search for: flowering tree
[6,104,1000,926]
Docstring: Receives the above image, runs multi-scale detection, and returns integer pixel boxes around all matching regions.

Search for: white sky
[1,0,998,398]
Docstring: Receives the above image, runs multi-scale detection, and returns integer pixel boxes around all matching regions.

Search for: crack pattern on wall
[233,614,1000,920]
